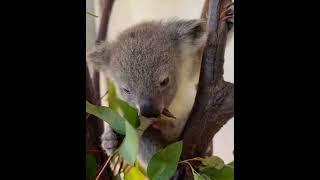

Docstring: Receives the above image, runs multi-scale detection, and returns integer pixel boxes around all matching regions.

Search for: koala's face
[87,19,206,118]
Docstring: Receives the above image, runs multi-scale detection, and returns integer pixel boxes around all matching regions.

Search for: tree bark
[179,0,234,178]
[92,0,115,108]
[86,0,115,179]
[96,0,115,45]
[86,64,105,165]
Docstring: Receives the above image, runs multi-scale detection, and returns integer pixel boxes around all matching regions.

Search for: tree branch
[86,0,115,179]
[93,0,115,107]
[181,0,234,164]
[86,64,104,159]
[96,0,115,44]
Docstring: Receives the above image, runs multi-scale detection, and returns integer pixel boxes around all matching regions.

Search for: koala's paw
[221,2,234,30]
[100,129,118,156]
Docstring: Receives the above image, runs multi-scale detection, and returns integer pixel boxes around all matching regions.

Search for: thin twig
[88,149,103,153]
[96,150,119,180]
[86,114,91,120]
[86,90,109,121]
[86,11,98,17]
[100,90,109,101]
[180,161,194,169]
[179,157,204,164]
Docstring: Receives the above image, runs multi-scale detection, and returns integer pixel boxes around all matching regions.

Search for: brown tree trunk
[178,0,234,178]
[86,64,105,166]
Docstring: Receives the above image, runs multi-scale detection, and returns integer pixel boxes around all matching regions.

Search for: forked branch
[181,0,234,166]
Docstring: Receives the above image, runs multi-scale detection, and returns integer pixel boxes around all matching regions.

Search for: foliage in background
[86,81,234,180]
[196,156,234,180]
[86,154,97,180]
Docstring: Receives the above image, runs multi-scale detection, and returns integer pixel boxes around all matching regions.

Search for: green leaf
[110,99,140,128]
[124,167,147,180]
[191,167,212,180]
[107,80,117,98]
[228,161,234,168]
[147,141,183,180]
[193,173,203,180]
[201,156,225,170]
[119,121,139,165]
[192,168,204,180]
[108,81,140,128]
[199,165,234,180]
[200,174,212,180]
[86,100,125,135]
[86,154,97,180]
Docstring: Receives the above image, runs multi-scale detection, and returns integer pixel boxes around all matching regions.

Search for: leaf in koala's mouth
[152,118,175,129]
[151,120,161,129]
[162,108,176,119]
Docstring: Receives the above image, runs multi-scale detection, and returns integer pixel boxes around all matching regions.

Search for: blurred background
[86,0,234,163]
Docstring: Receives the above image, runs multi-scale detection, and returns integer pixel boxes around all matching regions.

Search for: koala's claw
[220,2,234,30]
[109,153,130,176]
[224,2,234,10]
[111,155,121,175]
[100,128,129,176]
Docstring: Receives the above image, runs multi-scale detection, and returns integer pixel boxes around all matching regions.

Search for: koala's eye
[123,88,130,94]
[160,77,169,87]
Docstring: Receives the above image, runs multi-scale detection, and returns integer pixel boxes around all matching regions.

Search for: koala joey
[87,19,208,172]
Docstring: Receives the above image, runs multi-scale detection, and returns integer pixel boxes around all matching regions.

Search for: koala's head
[87,19,207,118]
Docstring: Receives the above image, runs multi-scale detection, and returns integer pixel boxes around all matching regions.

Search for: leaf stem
[179,157,204,164]
[86,11,98,17]
[100,90,109,101]
[179,160,193,169]
[179,161,204,178]
[96,150,119,180]
[86,91,108,120]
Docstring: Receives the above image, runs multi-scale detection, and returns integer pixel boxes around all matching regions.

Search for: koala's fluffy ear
[166,19,208,48]
[86,42,110,71]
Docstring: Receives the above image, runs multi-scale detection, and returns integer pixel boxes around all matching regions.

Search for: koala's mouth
[150,108,176,130]
[162,108,176,119]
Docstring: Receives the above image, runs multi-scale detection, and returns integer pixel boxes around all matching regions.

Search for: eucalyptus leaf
[228,161,234,168]
[124,167,147,180]
[193,173,203,180]
[201,156,225,170]
[147,141,183,180]
[86,154,97,180]
[192,168,204,180]
[200,174,212,180]
[86,100,125,135]
[108,81,140,128]
[199,165,234,180]
[191,167,213,180]
[119,121,139,165]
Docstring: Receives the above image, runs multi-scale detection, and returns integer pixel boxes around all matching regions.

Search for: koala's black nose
[140,103,161,118]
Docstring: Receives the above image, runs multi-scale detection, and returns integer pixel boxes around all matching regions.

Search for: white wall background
[87,0,234,163]
[86,0,96,49]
